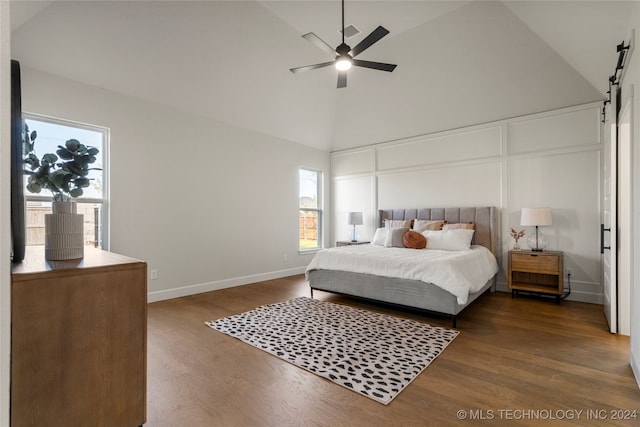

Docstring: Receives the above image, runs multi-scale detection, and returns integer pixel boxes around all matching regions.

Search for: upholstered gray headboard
[378,207,499,256]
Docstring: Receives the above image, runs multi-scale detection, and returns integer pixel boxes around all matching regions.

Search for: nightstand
[336,241,370,247]
[508,250,564,303]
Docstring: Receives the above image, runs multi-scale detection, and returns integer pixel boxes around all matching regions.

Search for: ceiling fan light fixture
[289,0,396,88]
[335,55,352,71]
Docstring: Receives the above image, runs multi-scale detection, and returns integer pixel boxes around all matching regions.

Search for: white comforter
[305,244,499,305]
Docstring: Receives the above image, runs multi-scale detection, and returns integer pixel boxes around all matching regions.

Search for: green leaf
[69,188,83,198]
[36,164,50,177]
[75,177,90,188]
[74,155,90,165]
[60,169,71,176]
[26,178,41,194]
[56,147,73,160]
[50,170,68,188]
[87,147,100,156]
[23,140,33,157]
[64,163,83,176]
[30,131,37,142]
[65,139,81,152]
[24,155,40,170]
[42,153,58,164]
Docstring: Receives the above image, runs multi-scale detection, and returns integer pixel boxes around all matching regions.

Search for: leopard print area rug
[205,297,459,405]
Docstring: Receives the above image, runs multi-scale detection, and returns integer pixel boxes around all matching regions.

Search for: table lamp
[346,212,363,242]
[520,207,552,251]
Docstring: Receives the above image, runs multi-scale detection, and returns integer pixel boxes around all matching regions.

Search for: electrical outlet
[284,253,288,262]
[565,268,573,277]
[150,269,158,280]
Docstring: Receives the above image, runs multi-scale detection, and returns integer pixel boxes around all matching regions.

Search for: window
[23,114,109,249]
[299,168,322,251]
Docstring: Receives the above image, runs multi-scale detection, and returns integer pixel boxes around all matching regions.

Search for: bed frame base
[310,287,467,328]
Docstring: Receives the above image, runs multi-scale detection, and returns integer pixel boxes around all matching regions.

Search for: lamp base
[527,227,548,252]
[348,225,358,242]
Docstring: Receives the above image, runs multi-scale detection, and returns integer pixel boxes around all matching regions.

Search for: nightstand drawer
[511,253,559,274]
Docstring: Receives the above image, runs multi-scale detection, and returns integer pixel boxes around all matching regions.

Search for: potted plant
[22,123,101,260]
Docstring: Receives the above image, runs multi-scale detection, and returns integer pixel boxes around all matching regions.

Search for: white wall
[330,1,604,151]
[0,2,11,424]
[621,4,640,388]
[332,103,603,304]
[20,67,330,302]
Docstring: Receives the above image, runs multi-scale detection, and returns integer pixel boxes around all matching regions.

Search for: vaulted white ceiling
[10,1,636,151]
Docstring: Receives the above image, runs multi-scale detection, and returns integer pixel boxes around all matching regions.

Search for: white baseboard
[147,266,307,303]
[495,279,604,305]
[632,347,640,390]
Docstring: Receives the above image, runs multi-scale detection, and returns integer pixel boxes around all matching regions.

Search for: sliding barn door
[617,96,633,335]
[602,99,617,334]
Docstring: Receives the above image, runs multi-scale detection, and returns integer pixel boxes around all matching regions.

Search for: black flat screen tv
[11,60,25,263]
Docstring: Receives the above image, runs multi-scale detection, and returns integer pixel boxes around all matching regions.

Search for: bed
[306,207,500,327]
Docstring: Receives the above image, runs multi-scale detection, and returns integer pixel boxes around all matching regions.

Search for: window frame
[299,167,323,252]
[23,112,110,250]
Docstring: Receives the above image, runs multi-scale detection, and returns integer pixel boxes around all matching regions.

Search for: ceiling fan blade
[352,59,397,72]
[302,32,337,56]
[349,26,390,58]
[289,61,335,74]
[337,71,347,88]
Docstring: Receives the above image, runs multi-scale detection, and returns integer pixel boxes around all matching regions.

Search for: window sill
[298,248,323,256]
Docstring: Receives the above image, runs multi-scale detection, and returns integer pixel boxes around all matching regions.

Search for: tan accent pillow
[412,219,445,233]
[442,221,475,230]
[402,230,427,249]
[384,219,412,228]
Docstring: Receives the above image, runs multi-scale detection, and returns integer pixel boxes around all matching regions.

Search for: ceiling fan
[289,0,397,88]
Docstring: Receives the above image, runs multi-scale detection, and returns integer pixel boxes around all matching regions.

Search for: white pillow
[371,228,388,246]
[384,227,410,248]
[422,229,475,251]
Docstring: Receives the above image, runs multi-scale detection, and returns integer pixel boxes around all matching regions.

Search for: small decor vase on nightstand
[510,228,525,251]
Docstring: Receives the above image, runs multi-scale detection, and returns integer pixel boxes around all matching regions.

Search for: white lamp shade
[520,207,553,226]
[346,212,363,226]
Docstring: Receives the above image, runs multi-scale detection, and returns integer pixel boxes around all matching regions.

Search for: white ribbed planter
[45,200,84,260]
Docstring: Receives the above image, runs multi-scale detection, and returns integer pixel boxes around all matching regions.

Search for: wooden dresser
[11,246,147,427]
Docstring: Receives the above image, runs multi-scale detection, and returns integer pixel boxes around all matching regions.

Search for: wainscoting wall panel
[507,106,600,155]
[331,102,603,303]
[376,125,502,171]
[377,162,502,210]
[332,149,374,177]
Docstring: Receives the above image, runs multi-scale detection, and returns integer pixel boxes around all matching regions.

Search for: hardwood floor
[146,275,640,426]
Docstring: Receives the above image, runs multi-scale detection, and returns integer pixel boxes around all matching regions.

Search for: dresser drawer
[511,253,559,274]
